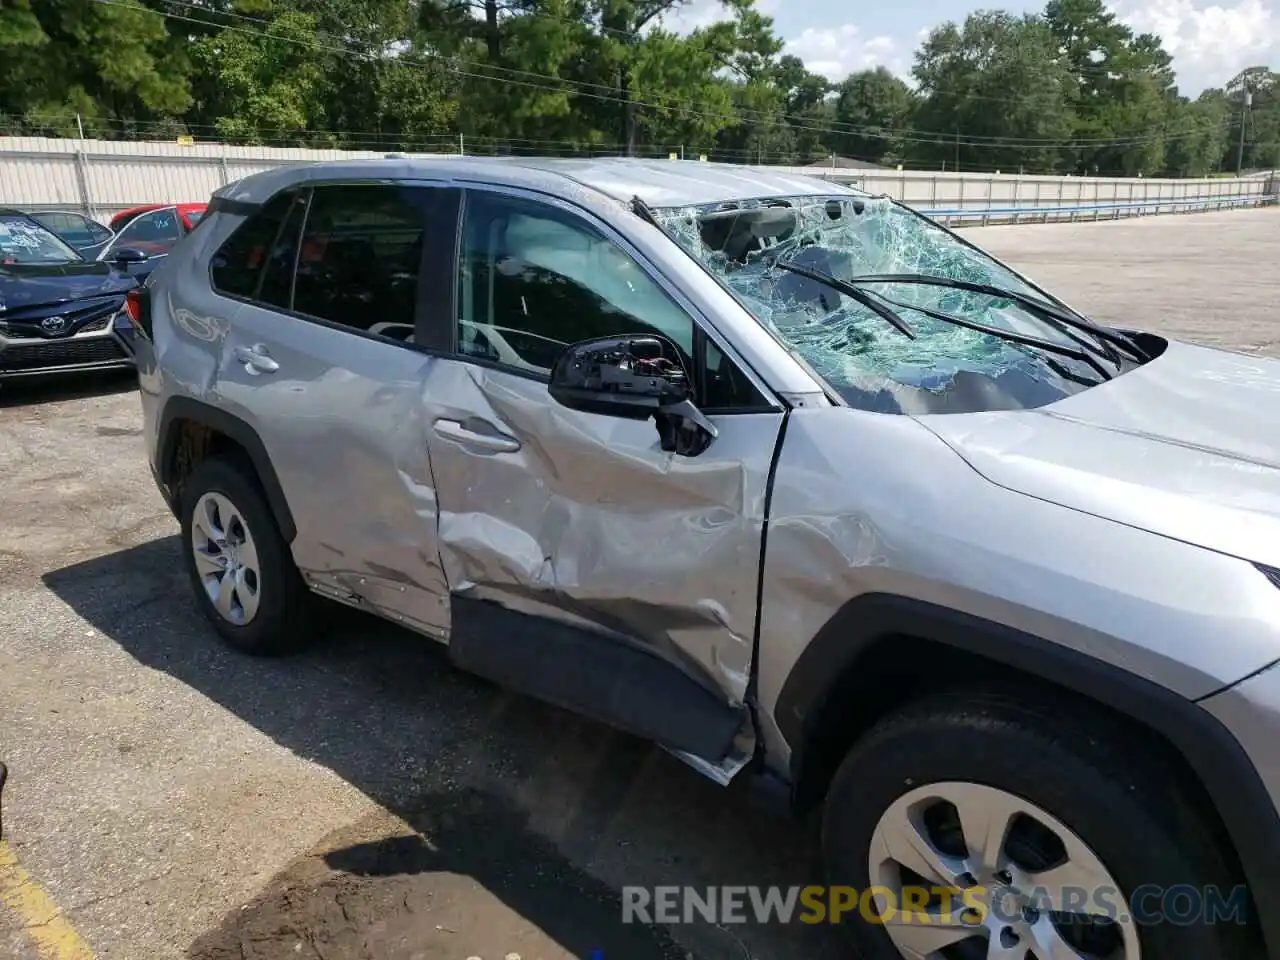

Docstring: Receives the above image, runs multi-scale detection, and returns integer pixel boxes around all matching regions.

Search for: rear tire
[179,455,316,655]
[820,687,1256,960]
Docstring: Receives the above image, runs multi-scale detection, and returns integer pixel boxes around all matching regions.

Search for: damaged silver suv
[135,157,1280,959]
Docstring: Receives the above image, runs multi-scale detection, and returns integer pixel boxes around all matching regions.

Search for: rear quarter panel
[136,211,242,480]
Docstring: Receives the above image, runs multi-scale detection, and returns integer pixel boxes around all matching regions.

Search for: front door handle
[233,344,279,375]
[433,418,521,453]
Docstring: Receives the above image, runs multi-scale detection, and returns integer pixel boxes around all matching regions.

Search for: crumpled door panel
[422,360,782,706]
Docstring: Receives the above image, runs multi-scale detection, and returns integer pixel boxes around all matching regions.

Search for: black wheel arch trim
[775,592,1280,957]
[156,396,297,543]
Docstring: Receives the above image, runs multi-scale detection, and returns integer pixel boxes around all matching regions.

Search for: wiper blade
[849,273,1148,363]
[860,286,1113,380]
[774,261,917,341]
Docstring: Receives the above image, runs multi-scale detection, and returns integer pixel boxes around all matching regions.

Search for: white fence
[1,136,1276,226]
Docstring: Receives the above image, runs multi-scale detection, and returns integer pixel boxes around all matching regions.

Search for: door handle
[233,344,279,375]
[433,418,521,453]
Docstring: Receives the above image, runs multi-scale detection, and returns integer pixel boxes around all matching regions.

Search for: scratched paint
[0,842,95,960]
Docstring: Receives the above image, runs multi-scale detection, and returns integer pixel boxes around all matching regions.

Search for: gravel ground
[0,207,1277,960]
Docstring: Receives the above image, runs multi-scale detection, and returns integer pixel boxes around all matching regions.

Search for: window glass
[457,192,695,377]
[210,190,298,298]
[256,192,309,308]
[87,220,113,244]
[105,209,182,258]
[702,338,769,411]
[291,184,423,335]
[0,214,81,264]
[31,213,78,243]
[60,214,98,247]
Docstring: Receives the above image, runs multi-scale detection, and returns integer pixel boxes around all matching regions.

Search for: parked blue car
[0,208,139,380]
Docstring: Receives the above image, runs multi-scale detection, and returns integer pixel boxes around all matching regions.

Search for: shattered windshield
[653,194,1133,414]
[0,215,82,265]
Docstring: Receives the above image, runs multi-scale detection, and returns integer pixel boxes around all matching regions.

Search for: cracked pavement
[0,208,1278,960]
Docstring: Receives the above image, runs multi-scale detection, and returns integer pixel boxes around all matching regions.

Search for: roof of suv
[214,156,870,211]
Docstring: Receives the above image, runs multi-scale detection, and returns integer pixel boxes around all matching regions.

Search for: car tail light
[124,287,152,338]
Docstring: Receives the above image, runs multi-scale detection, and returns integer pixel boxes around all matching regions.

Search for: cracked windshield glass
[655,195,1134,414]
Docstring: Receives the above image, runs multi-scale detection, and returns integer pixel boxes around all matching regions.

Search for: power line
[86,0,1243,150]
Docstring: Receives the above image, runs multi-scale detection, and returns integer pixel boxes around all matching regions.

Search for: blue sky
[658,0,1277,96]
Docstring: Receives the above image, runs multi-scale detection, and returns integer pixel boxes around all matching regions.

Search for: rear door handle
[233,344,279,375]
[433,418,521,453]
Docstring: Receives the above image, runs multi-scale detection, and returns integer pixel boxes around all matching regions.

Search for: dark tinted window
[291,184,423,335]
[210,190,298,298]
[256,193,308,308]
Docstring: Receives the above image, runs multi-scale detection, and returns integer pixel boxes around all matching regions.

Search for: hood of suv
[918,340,1280,570]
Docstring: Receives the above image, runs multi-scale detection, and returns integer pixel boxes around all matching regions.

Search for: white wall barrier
[0,136,1275,225]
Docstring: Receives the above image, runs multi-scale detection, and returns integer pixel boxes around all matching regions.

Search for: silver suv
[135,157,1280,960]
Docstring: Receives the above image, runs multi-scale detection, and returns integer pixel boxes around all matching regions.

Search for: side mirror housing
[548,334,718,456]
[112,247,149,264]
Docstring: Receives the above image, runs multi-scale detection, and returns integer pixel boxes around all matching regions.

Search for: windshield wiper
[848,273,1148,364]
[773,261,917,341]
[773,260,1110,378]
[861,286,1113,380]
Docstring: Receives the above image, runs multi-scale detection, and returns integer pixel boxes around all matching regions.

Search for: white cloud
[1111,0,1280,92]
[654,0,731,34]
[654,0,780,34]
[783,24,899,81]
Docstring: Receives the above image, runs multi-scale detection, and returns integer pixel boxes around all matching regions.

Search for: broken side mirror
[548,334,718,456]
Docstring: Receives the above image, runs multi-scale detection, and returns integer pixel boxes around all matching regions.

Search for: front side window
[458,191,696,377]
[657,195,1138,414]
[0,214,82,264]
[291,184,424,335]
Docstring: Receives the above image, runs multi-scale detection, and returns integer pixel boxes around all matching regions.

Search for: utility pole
[954,126,960,172]
[1237,78,1252,174]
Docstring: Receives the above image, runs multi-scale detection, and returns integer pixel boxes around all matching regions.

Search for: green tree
[911,12,1073,172]
[832,67,914,164]
[0,0,190,137]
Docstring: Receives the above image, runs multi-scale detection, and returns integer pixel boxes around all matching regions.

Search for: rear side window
[210,190,299,298]
[291,184,425,335]
[256,194,308,308]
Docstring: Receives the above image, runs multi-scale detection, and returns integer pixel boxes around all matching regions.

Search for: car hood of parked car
[0,260,136,315]
[917,339,1280,571]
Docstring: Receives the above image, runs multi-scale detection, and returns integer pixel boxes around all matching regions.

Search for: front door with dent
[422,186,785,761]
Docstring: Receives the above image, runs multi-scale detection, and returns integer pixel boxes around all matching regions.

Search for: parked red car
[108,202,207,234]
[98,203,209,278]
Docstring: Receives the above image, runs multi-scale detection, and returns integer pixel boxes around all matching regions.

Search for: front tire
[179,455,315,655]
[821,688,1255,959]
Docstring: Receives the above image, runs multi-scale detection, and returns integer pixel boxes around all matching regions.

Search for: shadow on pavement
[0,369,136,409]
[44,536,835,960]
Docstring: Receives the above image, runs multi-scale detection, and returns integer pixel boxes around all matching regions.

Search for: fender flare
[774,592,1280,956]
[157,396,297,543]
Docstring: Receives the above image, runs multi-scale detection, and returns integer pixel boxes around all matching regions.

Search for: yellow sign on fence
[176,135,194,146]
